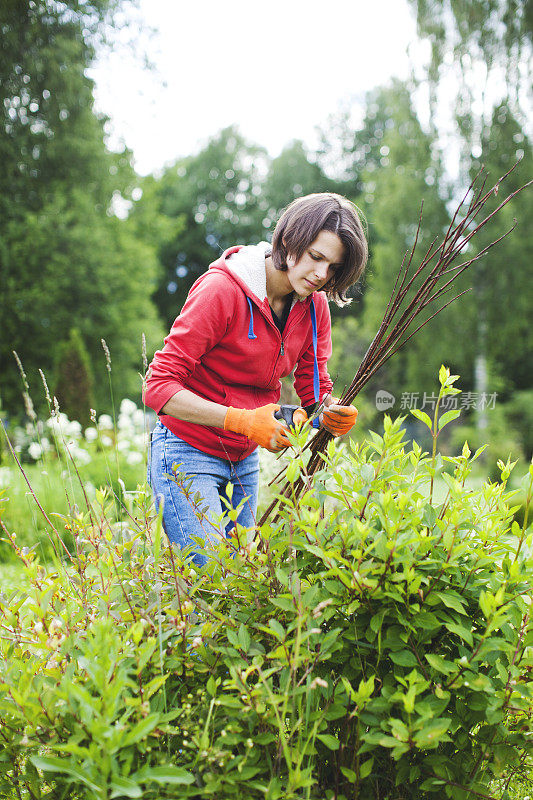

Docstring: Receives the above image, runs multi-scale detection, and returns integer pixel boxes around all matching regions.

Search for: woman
[144,192,368,565]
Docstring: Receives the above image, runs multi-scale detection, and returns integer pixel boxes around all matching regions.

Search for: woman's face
[286,230,345,296]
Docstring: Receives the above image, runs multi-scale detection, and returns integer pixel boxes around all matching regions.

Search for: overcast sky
[88,0,429,176]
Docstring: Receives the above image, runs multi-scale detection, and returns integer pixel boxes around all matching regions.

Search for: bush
[1,372,533,799]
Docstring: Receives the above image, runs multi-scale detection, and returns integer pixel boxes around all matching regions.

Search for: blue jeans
[148,421,260,566]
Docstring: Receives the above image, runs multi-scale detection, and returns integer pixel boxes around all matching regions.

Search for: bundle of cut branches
[259,164,531,526]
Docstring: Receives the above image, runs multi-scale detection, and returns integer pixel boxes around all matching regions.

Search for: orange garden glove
[320,396,358,437]
[224,403,291,452]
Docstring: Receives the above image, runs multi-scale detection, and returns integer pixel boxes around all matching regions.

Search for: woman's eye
[310,253,320,260]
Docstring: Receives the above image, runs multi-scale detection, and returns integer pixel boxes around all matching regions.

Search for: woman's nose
[315,261,330,279]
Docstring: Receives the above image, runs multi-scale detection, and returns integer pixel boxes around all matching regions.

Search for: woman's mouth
[304,278,319,289]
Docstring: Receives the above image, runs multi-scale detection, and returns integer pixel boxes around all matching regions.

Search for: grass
[0,562,28,593]
[0,450,146,562]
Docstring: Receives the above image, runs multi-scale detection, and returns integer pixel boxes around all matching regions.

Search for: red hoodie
[143,242,333,461]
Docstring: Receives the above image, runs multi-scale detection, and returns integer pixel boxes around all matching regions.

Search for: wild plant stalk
[101,338,122,523]
[141,331,150,481]
[260,165,532,526]
[7,357,83,562]
[12,354,61,512]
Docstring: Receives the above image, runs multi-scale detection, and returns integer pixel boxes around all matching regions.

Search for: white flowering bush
[0,400,150,560]
[8,399,148,468]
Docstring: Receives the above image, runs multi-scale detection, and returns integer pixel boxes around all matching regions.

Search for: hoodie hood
[223,241,271,302]
[210,242,308,306]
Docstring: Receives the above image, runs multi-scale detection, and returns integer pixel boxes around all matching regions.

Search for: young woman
[144,192,368,565]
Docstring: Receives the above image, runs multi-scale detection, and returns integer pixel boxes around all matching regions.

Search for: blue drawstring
[310,299,321,428]
[246,295,321,428]
[246,296,257,340]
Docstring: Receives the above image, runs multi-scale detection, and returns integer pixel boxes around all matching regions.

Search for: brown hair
[271,192,368,306]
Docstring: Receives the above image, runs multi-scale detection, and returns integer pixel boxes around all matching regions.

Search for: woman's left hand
[320,394,358,436]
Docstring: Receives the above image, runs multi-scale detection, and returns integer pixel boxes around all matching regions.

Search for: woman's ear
[286,253,296,268]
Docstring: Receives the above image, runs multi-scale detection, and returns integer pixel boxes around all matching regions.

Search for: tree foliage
[0,0,163,416]
[128,126,268,325]
[131,130,338,327]
[407,0,532,150]
[472,102,533,393]
[357,82,457,398]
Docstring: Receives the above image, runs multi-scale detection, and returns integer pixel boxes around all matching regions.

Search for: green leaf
[389,718,409,741]
[317,734,340,750]
[479,590,493,619]
[340,766,357,782]
[415,611,441,631]
[268,619,285,640]
[137,766,195,785]
[122,714,160,747]
[137,638,157,673]
[444,621,473,647]
[110,775,142,798]
[31,757,100,792]
[413,718,451,748]
[425,653,456,675]
[438,409,460,432]
[238,623,251,652]
[370,609,387,633]
[360,757,373,779]
[390,649,418,667]
[144,675,168,699]
[435,592,467,615]
[286,460,299,483]
[422,505,437,528]
[360,463,374,483]
[439,365,449,385]
[410,408,433,430]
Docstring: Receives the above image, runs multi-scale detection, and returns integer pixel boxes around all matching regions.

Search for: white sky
[88,0,429,176]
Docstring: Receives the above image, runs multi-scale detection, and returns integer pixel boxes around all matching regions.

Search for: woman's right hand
[320,393,358,436]
[224,404,291,452]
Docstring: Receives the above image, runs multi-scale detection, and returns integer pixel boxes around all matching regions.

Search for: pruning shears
[274,404,308,429]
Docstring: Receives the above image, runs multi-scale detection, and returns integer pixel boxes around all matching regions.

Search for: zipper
[251,297,308,387]
[266,335,284,387]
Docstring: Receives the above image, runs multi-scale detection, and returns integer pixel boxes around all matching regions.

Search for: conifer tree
[54,328,95,427]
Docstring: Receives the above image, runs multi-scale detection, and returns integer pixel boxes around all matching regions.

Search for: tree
[261,139,340,219]
[472,102,532,393]
[406,0,533,426]
[54,328,95,426]
[359,82,455,400]
[130,126,268,326]
[0,0,164,416]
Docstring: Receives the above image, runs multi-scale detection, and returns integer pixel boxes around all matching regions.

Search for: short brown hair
[271,192,368,306]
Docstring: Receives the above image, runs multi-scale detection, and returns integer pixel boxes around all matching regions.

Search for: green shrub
[1,370,532,799]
